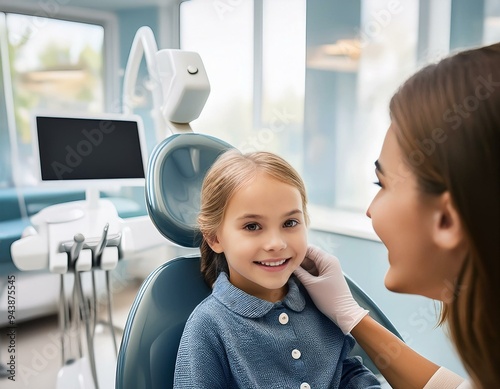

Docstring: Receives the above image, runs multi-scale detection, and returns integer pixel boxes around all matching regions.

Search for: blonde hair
[389,43,500,388]
[198,150,309,286]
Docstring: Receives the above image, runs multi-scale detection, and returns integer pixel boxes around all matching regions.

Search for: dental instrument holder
[11,190,126,389]
[11,188,129,274]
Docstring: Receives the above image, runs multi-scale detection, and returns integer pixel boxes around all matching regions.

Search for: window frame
[0,1,120,113]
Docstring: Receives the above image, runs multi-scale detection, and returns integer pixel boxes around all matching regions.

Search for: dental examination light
[122,26,211,140]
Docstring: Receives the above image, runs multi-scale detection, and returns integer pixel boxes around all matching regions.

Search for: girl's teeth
[259,259,286,267]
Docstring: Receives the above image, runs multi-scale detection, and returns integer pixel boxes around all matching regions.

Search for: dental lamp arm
[122,26,167,140]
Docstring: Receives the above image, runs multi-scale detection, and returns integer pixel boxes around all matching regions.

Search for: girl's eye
[244,223,261,231]
[283,219,298,228]
[373,181,382,188]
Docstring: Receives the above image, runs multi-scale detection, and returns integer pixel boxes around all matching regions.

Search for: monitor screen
[33,114,147,186]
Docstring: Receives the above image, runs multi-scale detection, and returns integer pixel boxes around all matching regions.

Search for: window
[484,0,500,45]
[305,0,500,217]
[181,0,500,238]
[0,12,105,187]
[180,0,306,168]
[304,0,420,212]
[180,0,254,148]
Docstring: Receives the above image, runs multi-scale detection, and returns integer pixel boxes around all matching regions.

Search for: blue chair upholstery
[116,254,209,389]
[116,133,401,388]
[145,133,234,248]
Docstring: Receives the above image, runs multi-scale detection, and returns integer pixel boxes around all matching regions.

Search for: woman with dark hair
[296,43,500,389]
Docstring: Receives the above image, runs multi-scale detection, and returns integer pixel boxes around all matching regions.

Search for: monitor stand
[86,187,102,211]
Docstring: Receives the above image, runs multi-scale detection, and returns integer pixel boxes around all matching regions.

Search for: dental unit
[10,25,213,389]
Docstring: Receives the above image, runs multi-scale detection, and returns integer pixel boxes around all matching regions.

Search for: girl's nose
[264,231,287,251]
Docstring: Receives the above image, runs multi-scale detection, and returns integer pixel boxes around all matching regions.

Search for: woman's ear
[205,233,223,253]
[432,191,465,250]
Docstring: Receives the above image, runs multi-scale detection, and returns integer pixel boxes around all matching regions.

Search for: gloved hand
[294,245,368,334]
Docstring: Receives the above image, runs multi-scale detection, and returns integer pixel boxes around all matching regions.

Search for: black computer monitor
[32,113,148,188]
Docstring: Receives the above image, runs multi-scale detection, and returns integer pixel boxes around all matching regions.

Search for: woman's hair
[389,43,500,388]
[198,150,309,287]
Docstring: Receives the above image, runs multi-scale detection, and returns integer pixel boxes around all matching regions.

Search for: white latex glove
[294,245,368,334]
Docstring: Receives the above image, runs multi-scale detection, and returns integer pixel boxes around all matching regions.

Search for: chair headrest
[146,133,233,248]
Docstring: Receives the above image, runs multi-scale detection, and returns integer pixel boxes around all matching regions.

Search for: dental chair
[115,133,402,389]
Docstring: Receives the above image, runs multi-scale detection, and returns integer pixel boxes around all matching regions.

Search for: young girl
[295,43,500,388]
[173,150,380,388]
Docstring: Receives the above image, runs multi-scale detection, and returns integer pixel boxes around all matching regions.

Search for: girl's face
[209,172,307,302]
[366,126,463,302]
